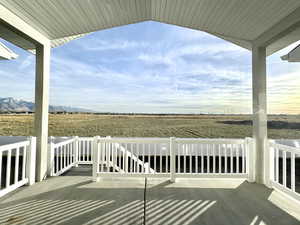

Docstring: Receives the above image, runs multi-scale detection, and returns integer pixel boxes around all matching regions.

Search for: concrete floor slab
[0,166,299,225]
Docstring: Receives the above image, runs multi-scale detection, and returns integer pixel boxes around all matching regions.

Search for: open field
[0,114,300,138]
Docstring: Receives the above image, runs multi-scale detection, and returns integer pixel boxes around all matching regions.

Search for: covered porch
[1,0,300,224]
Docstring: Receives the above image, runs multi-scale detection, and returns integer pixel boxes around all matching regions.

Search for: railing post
[170,137,176,183]
[267,139,275,188]
[246,137,255,182]
[27,136,36,185]
[47,136,55,176]
[92,136,100,182]
[73,136,79,167]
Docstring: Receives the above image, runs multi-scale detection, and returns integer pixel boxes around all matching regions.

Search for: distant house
[0,41,18,60]
[281,44,300,62]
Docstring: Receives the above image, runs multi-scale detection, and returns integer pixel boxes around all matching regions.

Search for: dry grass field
[0,114,300,139]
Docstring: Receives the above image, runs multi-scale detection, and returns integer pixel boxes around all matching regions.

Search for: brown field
[0,114,300,138]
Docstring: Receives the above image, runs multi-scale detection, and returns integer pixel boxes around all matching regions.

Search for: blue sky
[1,21,300,114]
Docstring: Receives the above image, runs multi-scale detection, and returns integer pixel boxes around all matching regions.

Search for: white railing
[269,141,300,202]
[77,137,93,164]
[175,138,249,177]
[92,137,252,181]
[0,137,36,197]
[48,137,77,176]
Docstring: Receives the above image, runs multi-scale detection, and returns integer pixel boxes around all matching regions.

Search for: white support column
[27,136,36,185]
[92,136,100,182]
[35,44,51,182]
[170,137,176,183]
[47,136,54,176]
[73,136,79,167]
[252,46,268,184]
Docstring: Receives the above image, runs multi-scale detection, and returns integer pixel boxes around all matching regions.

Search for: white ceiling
[0,0,300,55]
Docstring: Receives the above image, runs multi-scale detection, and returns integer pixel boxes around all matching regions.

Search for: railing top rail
[78,137,93,141]
[269,142,300,154]
[175,138,245,144]
[96,137,247,144]
[52,138,75,148]
[0,140,30,152]
[97,137,170,144]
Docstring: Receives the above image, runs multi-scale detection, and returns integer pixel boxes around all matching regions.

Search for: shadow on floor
[0,166,299,225]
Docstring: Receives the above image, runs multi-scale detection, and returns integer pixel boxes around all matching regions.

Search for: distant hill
[0,97,92,113]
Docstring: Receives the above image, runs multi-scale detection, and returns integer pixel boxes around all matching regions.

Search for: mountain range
[0,97,92,113]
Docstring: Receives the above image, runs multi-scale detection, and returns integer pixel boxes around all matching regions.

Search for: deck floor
[0,166,300,225]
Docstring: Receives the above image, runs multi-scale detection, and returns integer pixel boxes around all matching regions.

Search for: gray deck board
[0,166,299,225]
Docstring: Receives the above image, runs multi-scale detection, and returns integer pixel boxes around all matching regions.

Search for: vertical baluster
[291,152,295,192]
[0,151,2,183]
[67,144,70,166]
[79,140,82,161]
[60,146,62,170]
[154,143,157,172]
[157,143,162,173]
[136,143,139,173]
[69,143,72,165]
[190,144,192,173]
[129,143,133,173]
[60,146,62,172]
[64,145,67,168]
[65,144,68,166]
[177,144,181,173]
[283,151,287,187]
[195,144,198,174]
[72,142,74,163]
[201,144,204,173]
[183,144,186,174]
[104,142,107,171]
[138,143,141,173]
[55,147,58,173]
[22,147,26,180]
[66,144,70,166]
[142,143,145,173]
[88,141,91,161]
[97,141,100,173]
[61,145,64,169]
[123,143,126,172]
[224,144,227,173]
[132,143,135,173]
[81,140,84,162]
[106,142,109,171]
[83,140,86,162]
[236,144,240,173]
[148,143,151,172]
[242,144,245,174]
[207,144,210,173]
[275,148,279,182]
[118,144,120,169]
[230,144,233,173]
[70,143,72,165]
[101,142,104,172]
[14,148,20,183]
[218,144,221,173]
[165,143,168,173]
[69,143,72,164]
[112,143,115,172]
[6,150,11,187]
[213,144,216,174]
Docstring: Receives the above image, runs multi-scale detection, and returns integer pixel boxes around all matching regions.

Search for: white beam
[252,46,268,185]
[253,7,300,49]
[0,4,49,46]
[35,44,50,182]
